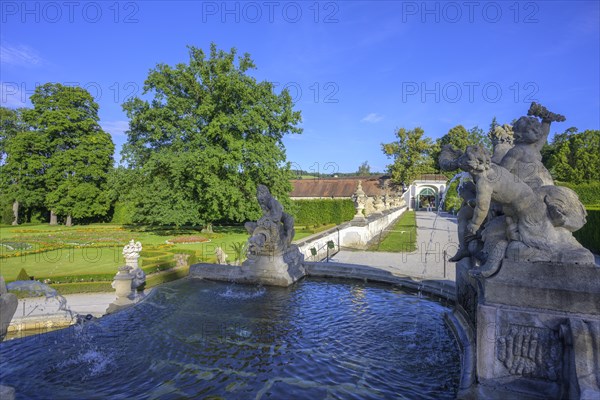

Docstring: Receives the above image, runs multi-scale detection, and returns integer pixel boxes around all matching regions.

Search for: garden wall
[294,206,407,261]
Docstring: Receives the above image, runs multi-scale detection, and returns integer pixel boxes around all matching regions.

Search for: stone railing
[294,206,407,261]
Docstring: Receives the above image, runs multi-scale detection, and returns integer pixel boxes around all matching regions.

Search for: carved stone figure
[215,247,228,265]
[448,180,477,262]
[241,184,304,286]
[445,103,599,400]
[500,103,563,189]
[490,124,514,164]
[122,240,145,290]
[457,145,593,268]
[245,185,295,257]
[373,195,385,213]
[364,196,375,216]
[351,181,367,221]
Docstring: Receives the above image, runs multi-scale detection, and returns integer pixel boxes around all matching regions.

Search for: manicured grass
[0,246,125,281]
[0,222,336,287]
[369,211,417,252]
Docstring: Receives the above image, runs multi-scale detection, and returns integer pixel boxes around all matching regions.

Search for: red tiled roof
[416,174,448,181]
[290,177,387,198]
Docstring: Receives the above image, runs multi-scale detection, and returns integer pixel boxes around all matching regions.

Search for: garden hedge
[557,181,600,206]
[292,199,355,226]
[574,207,600,253]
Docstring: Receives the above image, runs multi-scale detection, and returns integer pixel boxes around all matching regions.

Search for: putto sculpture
[442,103,599,400]
[441,102,593,274]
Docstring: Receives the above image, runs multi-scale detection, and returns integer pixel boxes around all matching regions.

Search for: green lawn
[368,211,417,252]
[0,222,336,283]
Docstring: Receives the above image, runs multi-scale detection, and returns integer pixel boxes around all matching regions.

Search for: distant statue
[215,247,228,265]
[122,240,145,290]
[123,240,142,264]
[245,184,295,257]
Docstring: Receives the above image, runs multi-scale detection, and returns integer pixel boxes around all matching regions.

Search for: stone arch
[416,186,438,210]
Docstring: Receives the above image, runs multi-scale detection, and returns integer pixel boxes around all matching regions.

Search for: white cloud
[101,120,129,137]
[0,44,44,67]
[361,113,384,123]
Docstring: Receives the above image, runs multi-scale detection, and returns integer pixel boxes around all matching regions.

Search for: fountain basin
[0,277,460,399]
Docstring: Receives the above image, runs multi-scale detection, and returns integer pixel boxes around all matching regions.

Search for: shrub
[574,208,600,253]
[557,181,600,206]
[166,236,209,244]
[292,199,355,226]
[111,201,136,225]
[442,180,462,213]
[16,268,30,281]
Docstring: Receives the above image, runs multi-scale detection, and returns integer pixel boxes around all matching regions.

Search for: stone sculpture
[245,185,295,258]
[215,247,228,265]
[351,181,367,222]
[441,103,593,273]
[122,239,146,290]
[241,184,305,286]
[490,123,514,164]
[442,103,599,400]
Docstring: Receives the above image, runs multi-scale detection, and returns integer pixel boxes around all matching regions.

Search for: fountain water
[6,280,75,322]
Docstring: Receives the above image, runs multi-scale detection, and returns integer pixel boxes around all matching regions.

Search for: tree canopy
[22,84,114,224]
[357,161,371,176]
[545,128,600,183]
[382,127,435,185]
[0,107,46,224]
[121,44,302,226]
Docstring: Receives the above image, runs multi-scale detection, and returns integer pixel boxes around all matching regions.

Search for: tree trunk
[12,200,19,225]
[66,214,72,227]
[50,210,58,225]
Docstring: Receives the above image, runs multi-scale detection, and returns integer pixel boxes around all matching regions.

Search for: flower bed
[165,236,210,244]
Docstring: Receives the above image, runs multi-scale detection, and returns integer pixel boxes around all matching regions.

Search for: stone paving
[331,211,460,281]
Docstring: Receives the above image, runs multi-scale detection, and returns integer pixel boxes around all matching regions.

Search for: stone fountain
[0,276,18,398]
[191,184,305,286]
[441,103,599,399]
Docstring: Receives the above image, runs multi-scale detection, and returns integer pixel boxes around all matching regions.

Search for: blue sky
[1,1,599,173]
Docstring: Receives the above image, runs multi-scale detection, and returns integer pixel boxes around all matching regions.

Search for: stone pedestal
[106,267,135,314]
[190,246,305,287]
[452,259,600,399]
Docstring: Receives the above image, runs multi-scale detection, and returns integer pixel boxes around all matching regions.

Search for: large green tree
[24,84,114,225]
[431,125,490,176]
[382,127,435,185]
[0,107,47,224]
[121,44,302,227]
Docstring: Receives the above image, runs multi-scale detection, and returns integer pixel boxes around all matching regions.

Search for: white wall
[295,206,407,261]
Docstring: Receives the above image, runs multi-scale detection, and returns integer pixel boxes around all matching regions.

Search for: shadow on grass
[123,224,246,236]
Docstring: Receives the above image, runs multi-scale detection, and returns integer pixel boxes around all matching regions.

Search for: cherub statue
[490,124,514,164]
[457,145,593,272]
[448,180,477,262]
[500,102,564,189]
